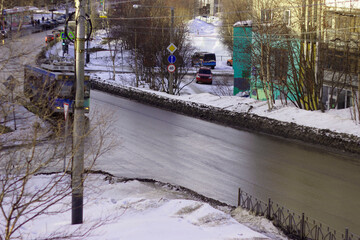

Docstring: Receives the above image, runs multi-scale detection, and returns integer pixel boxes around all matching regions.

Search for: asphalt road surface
[91,90,360,234]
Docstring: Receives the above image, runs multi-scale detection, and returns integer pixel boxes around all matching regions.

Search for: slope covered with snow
[17,174,287,240]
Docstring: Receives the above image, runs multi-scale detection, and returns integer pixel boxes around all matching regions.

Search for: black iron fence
[237,188,360,240]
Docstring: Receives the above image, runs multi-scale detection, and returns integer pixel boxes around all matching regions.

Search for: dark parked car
[41,21,53,30]
[50,19,59,27]
[56,15,66,24]
[196,67,213,84]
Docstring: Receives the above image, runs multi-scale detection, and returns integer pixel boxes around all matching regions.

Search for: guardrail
[237,188,360,240]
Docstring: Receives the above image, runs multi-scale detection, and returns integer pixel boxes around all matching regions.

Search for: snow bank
[91,80,360,154]
[16,174,282,240]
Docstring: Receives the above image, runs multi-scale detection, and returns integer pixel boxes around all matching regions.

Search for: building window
[325,49,358,74]
[324,13,333,29]
[261,9,272,23]
[284,10,291,26]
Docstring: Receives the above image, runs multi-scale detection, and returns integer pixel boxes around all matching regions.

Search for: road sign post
[63,103,69,172]
[167,42,177,94]
[167,64,176,73]
[167,43,177,54]
[168,55,176,64]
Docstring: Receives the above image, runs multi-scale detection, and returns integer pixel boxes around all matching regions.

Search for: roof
[233,20,252,27]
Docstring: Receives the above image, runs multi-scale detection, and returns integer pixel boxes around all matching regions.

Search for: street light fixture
[132,4,175,94]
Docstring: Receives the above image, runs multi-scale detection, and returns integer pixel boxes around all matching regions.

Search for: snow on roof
[233,20,252,27]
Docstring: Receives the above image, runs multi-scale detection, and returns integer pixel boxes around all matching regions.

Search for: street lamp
[132,4,175,94]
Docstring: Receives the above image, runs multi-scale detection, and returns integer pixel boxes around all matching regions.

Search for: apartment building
[198,0,222,16]
[233,0,360,110]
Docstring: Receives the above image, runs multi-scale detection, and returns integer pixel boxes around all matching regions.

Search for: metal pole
[135,29,139,87]
[300,213,305,239]
[65,0,68,52]
[65,0,68,18]
[193,0,196,19]
[72,0,86,225]
[168,7,174,95]
[345,228,349,240]
[86,0,90,63]
[11,91,16,130]
[64,115,68,172]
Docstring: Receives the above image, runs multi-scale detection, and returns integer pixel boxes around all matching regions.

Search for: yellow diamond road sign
[167,43,177,54]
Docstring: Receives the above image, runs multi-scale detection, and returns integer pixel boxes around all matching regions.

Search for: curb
[91,80,360,155]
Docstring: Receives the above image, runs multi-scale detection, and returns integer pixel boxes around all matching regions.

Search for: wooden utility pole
[72,0,86,225]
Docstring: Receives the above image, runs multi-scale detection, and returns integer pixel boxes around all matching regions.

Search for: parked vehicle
[58,14,67,20]
[50,19,59,27]
[52,29,61,38]
[196,67,213,84]
[56,16,66,24]
[24,64,90,114]
[41,21,53,30]
[227,59,233,66]
[45,34,54,43]
[191,52,216,69]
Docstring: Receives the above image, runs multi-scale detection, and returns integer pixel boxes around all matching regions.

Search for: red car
[196,67,213,84]
[45,34,54,43]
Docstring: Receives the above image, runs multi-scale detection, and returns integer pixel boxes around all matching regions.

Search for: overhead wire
[91,0,360,20]
[91,4,360,33]
[87,0,360,46]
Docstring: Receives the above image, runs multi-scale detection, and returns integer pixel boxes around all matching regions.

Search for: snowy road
[91,90,360,234]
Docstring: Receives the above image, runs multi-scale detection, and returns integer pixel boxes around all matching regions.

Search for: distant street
[0,29,48,95]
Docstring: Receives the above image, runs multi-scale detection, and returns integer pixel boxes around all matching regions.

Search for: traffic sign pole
[167,40,177,94]
[168,55,176,64]
[63,103,69,172]
[167,64,176,73]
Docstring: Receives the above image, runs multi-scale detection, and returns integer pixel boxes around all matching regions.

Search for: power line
[94,0,360,20]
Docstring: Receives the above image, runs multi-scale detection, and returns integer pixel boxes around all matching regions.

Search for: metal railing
[237,188,360,240]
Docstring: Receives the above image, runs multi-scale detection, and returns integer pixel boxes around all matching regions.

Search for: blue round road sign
[168,55,176,64]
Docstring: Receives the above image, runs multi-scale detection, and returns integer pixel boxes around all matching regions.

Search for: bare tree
[103,24,123,81]
[219,0,253,54]
[224,0,360,116]
[211,76,233,96]
[0,30,115,239]
[0,79,115,239]
[104,0,194,94]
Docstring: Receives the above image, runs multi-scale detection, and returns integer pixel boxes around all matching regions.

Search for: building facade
[233,0,360,110]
